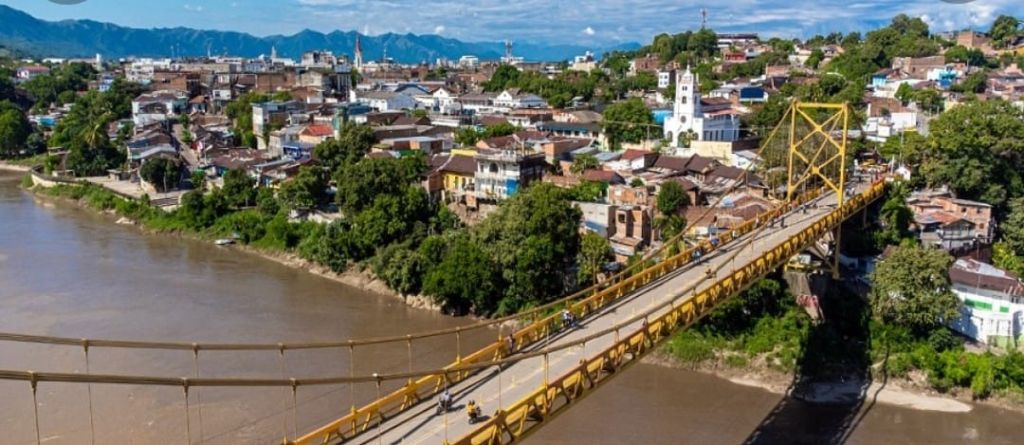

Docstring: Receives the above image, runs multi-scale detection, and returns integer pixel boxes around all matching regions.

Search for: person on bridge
[506,334,515,355]
[467,400,482,423]
[437,389,453,414]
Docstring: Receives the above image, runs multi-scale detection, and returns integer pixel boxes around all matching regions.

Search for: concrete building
[252,100,304,150]
[949,259,1024,347]
[474,148,547,201]
[131,90,188,127]
[908,190,995,249]
[353,91,418,112]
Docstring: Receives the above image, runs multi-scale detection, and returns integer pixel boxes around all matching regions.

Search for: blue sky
[4,0,1021,45]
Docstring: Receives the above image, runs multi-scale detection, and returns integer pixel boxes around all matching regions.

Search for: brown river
[0,170,1020,445]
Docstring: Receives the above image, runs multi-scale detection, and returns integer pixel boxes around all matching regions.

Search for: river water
[0,171,1020,444]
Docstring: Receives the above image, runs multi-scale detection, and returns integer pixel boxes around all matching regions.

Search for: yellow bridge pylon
[761,101,851,278]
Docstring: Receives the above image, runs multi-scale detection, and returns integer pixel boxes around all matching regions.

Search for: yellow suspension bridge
[0,102,890,445]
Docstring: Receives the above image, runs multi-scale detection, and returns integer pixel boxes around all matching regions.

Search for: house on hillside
[949,258,1024,347]
[908,189,995,250]
[132,90,188,127]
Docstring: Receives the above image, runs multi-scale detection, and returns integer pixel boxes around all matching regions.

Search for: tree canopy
[0,100,31,158]
[919,100,1024,209]
[139,158,182,192]
[870,244,959,336]
[602,98,654,149]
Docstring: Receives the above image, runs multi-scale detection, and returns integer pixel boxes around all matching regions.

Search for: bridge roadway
[340,182,870,445]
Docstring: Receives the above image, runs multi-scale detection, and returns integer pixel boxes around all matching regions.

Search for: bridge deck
[333,181,874,445]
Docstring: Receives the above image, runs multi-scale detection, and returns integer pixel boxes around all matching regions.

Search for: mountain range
[0,5,639,63]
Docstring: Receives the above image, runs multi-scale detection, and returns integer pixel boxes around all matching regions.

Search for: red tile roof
[302,124,334,137]
[622,149,654,161]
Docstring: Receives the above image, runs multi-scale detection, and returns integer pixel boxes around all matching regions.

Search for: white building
[131,90,188,127]
[124,58,173,83]
[657,70,673,89]
[570,51,597,72]
[458,55,480,68]
[949,259,1024,348]
[663,67,741,147]
[353,91,418,112]
[494,89,548,110]
[432,87,462,114]
[16,65,50,81]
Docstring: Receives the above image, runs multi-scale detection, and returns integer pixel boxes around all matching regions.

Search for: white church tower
[675,66,701,131]
[664,65,740,147]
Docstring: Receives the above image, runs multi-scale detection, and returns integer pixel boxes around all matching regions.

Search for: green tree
[475,183,582,313]
[944,45,986,66]
[277,166,327,211]
[602,98,654,149]
[952,70,988,94]
[0,76,14,103]
[372,243,425,296]
[570,154,600,174]
[313,122,375,172]
[656,180,692,240]
[895,83,915,105]
[483,65,521,92]
[993,242,1024,278]
[422,234,501,314]
[990,15,1021,49]
[0,100,31,158]
[913,88,943,114]
[876,183,913,247]
[221,169,257,208]
[190,169,207,191]
[577,232,612,286]
[139,158,182,192]
[919,100,1024,208]
[688,28,719,60]
[744,94,790,135]
[870,244,959,336]
[255,187,280,217]
[334,157,416,215]
[657,180,691,215]
[1000,198,1024,255]
[806,49,825,69]
[454,127,482,146]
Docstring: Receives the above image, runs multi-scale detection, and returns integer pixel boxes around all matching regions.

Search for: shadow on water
[742,272,879,445]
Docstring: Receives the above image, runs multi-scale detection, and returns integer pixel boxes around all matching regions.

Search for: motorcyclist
[437,389,452,414]
[466,400,481,423]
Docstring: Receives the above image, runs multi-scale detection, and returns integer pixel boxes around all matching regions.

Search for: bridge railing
[450,179,887,445]
[292,185,835,444]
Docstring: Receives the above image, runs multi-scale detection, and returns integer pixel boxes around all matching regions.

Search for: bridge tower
[760,101,851,279]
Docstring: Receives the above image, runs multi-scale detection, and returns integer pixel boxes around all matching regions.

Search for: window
[618,214,626,224]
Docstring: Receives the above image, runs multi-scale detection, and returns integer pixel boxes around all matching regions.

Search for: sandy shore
[643,353,975,414]
[0,161,32,173]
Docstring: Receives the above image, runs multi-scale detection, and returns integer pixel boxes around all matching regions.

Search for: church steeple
[674,65,701,120]
[354,35,363,70]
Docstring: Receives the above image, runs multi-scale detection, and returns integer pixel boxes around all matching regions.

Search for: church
[663,66,741,147]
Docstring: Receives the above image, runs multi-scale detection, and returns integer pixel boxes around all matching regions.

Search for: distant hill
[0,5,639,63]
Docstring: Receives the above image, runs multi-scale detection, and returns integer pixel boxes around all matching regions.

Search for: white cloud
[183,4,204,12]
[434,25,446,34]
[283,0,1023,45]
